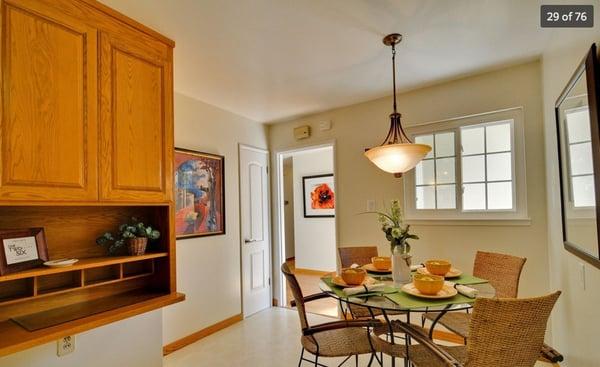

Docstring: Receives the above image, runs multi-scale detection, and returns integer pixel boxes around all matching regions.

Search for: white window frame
[404,107,528,222]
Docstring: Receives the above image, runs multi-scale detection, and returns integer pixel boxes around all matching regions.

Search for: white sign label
[3,236,39,265]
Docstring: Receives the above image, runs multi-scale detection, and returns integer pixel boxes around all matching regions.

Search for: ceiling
[100,0,551,123]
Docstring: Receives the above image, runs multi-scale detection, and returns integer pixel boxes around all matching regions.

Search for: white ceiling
[100,0,551,123]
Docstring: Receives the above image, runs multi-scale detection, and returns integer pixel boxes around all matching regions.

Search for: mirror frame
[555,43,600,269]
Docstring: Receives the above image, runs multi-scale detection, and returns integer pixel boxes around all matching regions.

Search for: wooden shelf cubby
[0,205,182,357]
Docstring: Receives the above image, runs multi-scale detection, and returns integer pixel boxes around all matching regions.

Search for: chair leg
[314,355,319,367]
[367,353,374,367]
[298,348,305,367]
[355,354,358,367]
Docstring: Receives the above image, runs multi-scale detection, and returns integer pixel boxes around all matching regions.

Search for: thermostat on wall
[294,125,311,140]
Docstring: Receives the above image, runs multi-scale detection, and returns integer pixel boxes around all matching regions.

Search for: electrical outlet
[57,336,75,356]
[367,199,376,212]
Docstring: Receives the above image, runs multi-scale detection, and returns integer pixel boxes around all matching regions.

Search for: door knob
[244,238,257,244]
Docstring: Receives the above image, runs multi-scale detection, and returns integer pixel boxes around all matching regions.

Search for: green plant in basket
[96,217,160,256]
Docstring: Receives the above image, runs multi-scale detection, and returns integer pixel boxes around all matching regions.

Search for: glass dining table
[318,272,496,366]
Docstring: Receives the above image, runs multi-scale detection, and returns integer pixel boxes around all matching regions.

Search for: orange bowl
[425,260,452,276]
[371,256,392,270]
[341,268,367,285]
[413,273,445,295]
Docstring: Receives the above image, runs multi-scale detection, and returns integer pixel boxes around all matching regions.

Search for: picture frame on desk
[0,228,49,275]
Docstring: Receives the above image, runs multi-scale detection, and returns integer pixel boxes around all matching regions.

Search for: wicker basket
[128,237,148,256]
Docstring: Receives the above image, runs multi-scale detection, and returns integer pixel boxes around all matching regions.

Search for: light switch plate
[367,199,376,212]
[57,336,75,356]
[319,120,332,131]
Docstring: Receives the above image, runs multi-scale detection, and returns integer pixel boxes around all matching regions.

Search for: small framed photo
[0,228,49,275]
[302,174,335,218]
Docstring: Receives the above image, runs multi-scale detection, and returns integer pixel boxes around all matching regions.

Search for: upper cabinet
[98,32,173,202]
[0,1,98,201]
[0,0,174,204]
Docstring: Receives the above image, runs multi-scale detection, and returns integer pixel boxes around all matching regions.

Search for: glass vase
[391,244,412,287]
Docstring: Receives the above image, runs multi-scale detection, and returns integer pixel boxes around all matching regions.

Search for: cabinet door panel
[99,32,173,202]
[0,2,98,201]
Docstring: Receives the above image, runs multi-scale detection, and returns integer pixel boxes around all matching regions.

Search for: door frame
[272,140,339,307]
[238,143,272,317]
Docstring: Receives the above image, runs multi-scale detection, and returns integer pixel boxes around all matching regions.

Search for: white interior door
[239,145,271,317]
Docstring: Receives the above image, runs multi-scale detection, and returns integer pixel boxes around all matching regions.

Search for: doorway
[275,144,338,317]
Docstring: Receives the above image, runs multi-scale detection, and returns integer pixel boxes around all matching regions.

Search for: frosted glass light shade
[365,143,432,174]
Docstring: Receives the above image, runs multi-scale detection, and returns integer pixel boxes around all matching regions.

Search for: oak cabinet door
[99,32,173,202]
[0,1,98,201]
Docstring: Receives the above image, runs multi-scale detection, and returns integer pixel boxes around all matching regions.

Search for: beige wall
[0,311,162,367]
[163,92,268,345]
[542,30,600,366]
[269,61,548,300]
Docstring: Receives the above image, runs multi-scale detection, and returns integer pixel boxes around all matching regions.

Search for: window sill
[405,217,532,226]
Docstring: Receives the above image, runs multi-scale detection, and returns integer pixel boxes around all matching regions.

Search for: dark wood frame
[174,148,226,239]
[302,174,335,218]
[556,43,600,269]
[0,228,49,275]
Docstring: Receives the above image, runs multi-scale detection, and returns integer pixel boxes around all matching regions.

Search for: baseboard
[293,267,331,276]
[163,313,243,356]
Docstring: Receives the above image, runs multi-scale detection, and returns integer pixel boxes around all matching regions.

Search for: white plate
[401,282,458,299]
[416,267,463,278]
[362,263,392,274]
[44,259,79,268]
[330,275,377,288]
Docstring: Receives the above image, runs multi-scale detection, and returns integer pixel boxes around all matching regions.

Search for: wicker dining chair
[338,246,404,319]
[282,263,381,366]
[372,291,561,367]
[422,251,526,340]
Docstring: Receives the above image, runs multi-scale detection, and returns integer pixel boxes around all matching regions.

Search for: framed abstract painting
[302,174,335,218]
[174,148,225,238]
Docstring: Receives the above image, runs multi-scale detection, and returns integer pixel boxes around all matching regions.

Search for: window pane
[569,142,593,175]
[416,135,434,159]
[463,183,486,210]
[435,132,454,157]
[415,160,435,185]
[487,182,513,209]
[566,109,591,143]
[416,186,435,209]
[436,157,455,184]
[462,155,485,183]
[437,185,456,209]
[572,175,596,207]
[461,126,484,155]
[486,122,511,152]
[487,152,512,181]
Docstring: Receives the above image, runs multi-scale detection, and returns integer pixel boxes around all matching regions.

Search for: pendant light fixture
[364,33,431,177]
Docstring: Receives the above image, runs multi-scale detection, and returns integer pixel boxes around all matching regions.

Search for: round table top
[318,276,496,313]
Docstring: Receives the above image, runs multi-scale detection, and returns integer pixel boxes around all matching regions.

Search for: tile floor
[164,307,555,367]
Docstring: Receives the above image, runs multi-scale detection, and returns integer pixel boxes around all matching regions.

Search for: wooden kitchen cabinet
[98,31,174,203]
[0,0,98,201]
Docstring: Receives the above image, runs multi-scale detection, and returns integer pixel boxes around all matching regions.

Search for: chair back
[338,246,379,268]
[473,251,526,298]
[281,262,310,330]
[466,291,561,367]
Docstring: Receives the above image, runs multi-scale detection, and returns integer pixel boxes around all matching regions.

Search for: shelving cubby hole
[0,278,34,304]
[84,264,121,286]
[36,270,82,296]
[123,259,155,279]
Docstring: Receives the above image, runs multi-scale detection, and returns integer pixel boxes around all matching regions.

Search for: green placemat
[409,270,488,286]
[385,291,475,309]
[452,273,488,285]
[321,277,397,298]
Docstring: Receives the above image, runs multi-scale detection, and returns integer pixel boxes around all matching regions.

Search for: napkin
[447,282,478,298]
[410,264,424,271]
[342,283,385,296]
